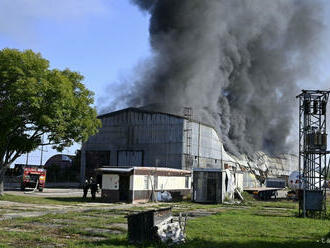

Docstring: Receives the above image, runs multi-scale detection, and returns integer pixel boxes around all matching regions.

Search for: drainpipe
[221,144,223,170]
[132,168,135,204]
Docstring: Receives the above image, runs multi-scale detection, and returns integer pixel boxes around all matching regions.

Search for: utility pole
[25,153,29,166]
[40,135,44,167]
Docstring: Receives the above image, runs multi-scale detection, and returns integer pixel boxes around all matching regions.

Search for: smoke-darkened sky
[108,0,330,157]
[1,0,330,163]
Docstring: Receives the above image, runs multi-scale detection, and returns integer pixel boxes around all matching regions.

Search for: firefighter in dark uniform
[82,178,90,199]
[90,177,98,200]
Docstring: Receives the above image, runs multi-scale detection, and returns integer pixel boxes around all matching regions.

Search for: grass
[183,209,330,248]
[0,193,329,247]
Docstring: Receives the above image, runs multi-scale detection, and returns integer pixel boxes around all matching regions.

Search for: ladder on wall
[184,107,193,170]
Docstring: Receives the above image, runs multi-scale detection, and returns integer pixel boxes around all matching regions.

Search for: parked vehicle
[21,167,46,191]
[244,187,280,200]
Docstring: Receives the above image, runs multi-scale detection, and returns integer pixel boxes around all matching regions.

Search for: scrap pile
[156,212,187,244]
[127,208,187,245]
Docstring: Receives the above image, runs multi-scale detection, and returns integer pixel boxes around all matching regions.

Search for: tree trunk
[0,182,3,197]
[0,173,4,197]
[0,166,7,197]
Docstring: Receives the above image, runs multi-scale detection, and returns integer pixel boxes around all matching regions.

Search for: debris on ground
[157,212,187,244]
[223,201,242,205]
[157,191,172,202]
[127,207,187,245]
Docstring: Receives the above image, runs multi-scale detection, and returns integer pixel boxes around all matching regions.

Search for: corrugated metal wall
[181,120,222,170]
[118,151,143,167]
[81,109,225,180]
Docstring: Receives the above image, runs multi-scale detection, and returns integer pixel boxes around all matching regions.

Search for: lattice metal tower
[296,90,330,218]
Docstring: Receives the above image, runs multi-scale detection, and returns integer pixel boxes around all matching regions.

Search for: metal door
[119,175,130,202]
[207,177,217,202]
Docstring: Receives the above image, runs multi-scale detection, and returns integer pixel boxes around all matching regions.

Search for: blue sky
[0,0,151,165]
[1,0,330,165]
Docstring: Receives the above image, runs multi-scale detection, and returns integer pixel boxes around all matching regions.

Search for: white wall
[132,175,190,191]
[158,176,190,190]
[102,174,119,190]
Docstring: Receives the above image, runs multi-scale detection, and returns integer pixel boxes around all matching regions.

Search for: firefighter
[90,177,98,200]
[82,178,90,199]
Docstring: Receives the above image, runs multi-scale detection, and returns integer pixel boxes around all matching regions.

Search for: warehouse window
[144,176,149,190]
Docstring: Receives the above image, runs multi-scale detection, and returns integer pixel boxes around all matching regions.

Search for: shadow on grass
[78,237,168,248]
[77,237,328,248]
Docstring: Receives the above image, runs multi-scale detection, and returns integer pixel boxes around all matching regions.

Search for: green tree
[0,48,101,195]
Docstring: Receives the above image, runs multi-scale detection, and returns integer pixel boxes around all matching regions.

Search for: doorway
[119,175,130,202]
[207,177,216,202]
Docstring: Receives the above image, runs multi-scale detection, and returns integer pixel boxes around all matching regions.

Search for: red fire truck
[20,167,46,191]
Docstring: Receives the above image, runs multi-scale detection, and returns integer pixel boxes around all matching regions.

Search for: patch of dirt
[0,227,33,232]
[51,219,78,225]
[1,211,49,220]
[83,227,123,235]
[76,215,100,220]
[79,235,107,241]
[29,222,63,228]
[106,223,128,231]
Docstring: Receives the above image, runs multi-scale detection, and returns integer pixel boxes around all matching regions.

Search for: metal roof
[95,167,133,173]
[97,107,215,129]
[193,168,223,172]
[96,166,191,174]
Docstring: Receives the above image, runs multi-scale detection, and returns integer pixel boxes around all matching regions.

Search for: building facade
[81,108,223,181]
[81,107,298,191]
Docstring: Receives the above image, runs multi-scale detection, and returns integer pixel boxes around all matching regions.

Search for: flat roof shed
[96,167,191,203]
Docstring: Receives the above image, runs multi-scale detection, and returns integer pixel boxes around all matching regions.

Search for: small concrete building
[193,168,238,203]
[96,167,191,203]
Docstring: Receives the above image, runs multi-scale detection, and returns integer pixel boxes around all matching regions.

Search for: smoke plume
[111,0,326,156]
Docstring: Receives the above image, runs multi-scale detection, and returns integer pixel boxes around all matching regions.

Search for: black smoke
[109,0,326,156]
